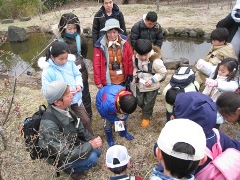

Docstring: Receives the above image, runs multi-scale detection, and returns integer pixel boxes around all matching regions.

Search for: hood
[149,45,162,62]
[174,92,217,136]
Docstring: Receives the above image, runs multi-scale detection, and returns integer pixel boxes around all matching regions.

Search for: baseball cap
[157,119,206,161]
[106,145,131,168]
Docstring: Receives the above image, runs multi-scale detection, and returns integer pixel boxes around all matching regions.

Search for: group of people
[35,0,240,179]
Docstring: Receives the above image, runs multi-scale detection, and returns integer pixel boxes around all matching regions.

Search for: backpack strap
[42,111,63,132]
[135,57,155,75]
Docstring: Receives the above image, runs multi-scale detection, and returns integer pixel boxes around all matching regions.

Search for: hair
[161,142,200,179]
[212,58,238,81]
[165,87,184,105]
[46,41,69,60]
[146,11,158,22]
[134,39,152,55]
[216,92,240,116]
[210,28,229,43]
[108,158,128,174]
[119,94,137,114]
[58,13,81,37]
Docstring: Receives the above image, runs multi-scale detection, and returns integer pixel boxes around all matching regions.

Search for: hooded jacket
[93,34,133,86]
[92,3,127,44]
[174,92,240,173]
[133,46,167,92]
[130,15,164,49]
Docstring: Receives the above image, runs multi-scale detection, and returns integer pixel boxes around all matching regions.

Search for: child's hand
[145,79,152,87]
[75,85,82,92]
[205,78,218,87]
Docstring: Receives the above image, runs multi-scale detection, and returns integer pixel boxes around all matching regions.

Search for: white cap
[157,119,206,161]
[106,145,131,168]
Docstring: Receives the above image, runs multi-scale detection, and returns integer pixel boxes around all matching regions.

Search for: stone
[168,27,175,36]
[1,19,14,24]
[7,26,28,42]
[164,59,181,70]
[20,17,31,22]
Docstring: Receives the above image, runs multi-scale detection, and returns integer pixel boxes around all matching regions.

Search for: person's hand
[75,85,82,92]
[89,136,102,149]
[96,84,103,89]
[145,79,153,87]
[205,78,218,87]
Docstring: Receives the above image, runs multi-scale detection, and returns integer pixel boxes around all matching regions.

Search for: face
[145,19,156,29]
[65,24,77,34]
[107,29,119,41]
[211,40,225,46]
[137,52,151,61]
[220,111,240,123]
[56,87,73,109]
[51,52,68,65]
[218,64,230,77]
[103,0,113,13]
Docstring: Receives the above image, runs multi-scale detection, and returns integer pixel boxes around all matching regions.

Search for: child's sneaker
[141,119,150,127]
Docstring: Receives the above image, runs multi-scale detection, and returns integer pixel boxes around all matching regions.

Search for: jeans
[64,149,101,174]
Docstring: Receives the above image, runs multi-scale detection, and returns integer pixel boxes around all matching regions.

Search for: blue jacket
[96,85,125,122]
[41,58,83,105]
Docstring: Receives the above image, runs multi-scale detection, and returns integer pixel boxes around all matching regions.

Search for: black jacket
[92,3,127,44]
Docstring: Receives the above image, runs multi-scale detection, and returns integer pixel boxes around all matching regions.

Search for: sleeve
[40,120,93,161]
[92,13,100,45]
[216,13,235,29]
[219,130,240,151]
[217,80,238,92]
[155,24,164,48]
[41,68,55,91]
[152,59,167,82]
[93,47,102,85]
[72,62,83,87]
[130,22,140,49]
[119,11,127,36]
[125,42,133,76]
[162,84,173,113]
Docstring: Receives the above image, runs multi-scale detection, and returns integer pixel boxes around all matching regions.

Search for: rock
[1,19,14,24]
[7,26,28,42]
[203,32,211,40]
[164,59,181,69]
[26,26,41,33]
[168,27,175,36]
[20,17,31,22]
[189,29,198,37]
[194,28,205,37]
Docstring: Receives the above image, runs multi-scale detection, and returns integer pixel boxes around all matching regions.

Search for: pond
[0,33,211,76]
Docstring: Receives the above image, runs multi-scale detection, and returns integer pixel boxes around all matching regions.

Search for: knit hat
[100,19,123,32]
[134,39,152,55]
[106,145,131,168]
[174,92,217,136]
[157,119,206,161]
[43,81,67,104]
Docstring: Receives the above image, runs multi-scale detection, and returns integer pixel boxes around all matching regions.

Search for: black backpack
[21,105,63,160]
[170,66,197,90]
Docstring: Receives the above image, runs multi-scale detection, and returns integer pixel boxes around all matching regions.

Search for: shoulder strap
[42,111,63,132]
[135,57,139,69]
[206,129,223,160]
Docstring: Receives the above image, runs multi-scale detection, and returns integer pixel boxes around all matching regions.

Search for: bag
[21,105,63,160]
[195,129,240,180]
[170,66,197,90]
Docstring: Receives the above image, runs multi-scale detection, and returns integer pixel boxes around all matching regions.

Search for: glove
[205,78,218,87]
[127,75,133,82]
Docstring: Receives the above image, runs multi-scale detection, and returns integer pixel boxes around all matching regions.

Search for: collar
[108,38,121,48]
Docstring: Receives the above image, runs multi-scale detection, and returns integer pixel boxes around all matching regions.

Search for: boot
[119,125,134,140]
[104,129,114,147]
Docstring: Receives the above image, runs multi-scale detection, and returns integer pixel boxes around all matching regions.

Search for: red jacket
[93,35,133,86]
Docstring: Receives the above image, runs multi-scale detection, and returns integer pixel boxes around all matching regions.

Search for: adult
[92,0,127,45]
[217,0,240,61]
[93,19,133,89]
[39,81,102,177]
[130,11,164,50]
[58,13,93,118]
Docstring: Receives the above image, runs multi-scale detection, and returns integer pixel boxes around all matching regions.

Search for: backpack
[135,57,155,75]
[170,66,197,90]
[21,105,63,160]
[195,129,240,180]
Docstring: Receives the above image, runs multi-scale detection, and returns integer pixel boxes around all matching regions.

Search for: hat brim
[100,26,124,33]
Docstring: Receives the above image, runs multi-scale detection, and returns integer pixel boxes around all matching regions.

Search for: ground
[0,1,239,180]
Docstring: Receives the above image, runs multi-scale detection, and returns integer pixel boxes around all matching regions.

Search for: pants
[71,103,93,134]
[82,80,92,118]
[136,87,158,119]
[64,149,101,174]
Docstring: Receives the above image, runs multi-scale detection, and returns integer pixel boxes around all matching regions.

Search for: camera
[112,62,120,70]
[235,9,240,18]
[135,76,139,83]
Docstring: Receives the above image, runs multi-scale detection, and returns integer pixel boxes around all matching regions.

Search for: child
[151,119,207,180]
[39,41,93,134]
[58,13,92,119]
[133,39,167,127]
[195,27,236,91]
[173,92,240,174]
[96,85,137,146]
[106,145,143,180]
[203,58,238,128]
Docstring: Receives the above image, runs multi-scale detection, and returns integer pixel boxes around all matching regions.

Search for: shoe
[141,119,150,127]
[119,125,134,140]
